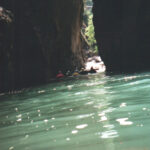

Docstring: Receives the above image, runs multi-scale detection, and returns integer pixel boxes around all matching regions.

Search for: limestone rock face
[0,0,84,92]
[93,0,150,72]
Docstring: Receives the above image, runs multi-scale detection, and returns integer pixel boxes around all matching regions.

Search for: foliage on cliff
[85,14,98,53]
[0,7,13,23]
[83,0,98,54]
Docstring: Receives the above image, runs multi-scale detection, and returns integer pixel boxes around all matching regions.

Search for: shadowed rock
[0,0,84,92]
[93,0,150,72]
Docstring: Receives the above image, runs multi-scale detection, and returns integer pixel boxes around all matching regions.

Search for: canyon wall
[1,0,150,92]
[93,0,150,72]
[0,0,84,92]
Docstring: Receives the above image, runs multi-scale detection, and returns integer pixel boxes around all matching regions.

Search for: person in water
[89,67,96,73]
[72,67,80,76]
[66,70,71,76]
[56,71,64,78]
[79,68,88,75]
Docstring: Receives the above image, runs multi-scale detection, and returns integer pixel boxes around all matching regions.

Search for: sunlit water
[0,72,150,150]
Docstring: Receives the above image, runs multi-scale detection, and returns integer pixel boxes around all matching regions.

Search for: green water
[0,72,150,150]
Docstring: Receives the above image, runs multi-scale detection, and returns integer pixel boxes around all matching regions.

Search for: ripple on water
[1,72,150,150]
[103,124,115,129]
[100,130,119,139]
[76,124,88,129]
[71,130,78,134]
[76,113,94,119]
[116,118,133,126]
[9,146,14,150]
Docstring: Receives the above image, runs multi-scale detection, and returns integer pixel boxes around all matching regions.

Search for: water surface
[0,72,150,150]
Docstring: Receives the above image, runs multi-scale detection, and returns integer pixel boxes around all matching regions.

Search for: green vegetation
[83,0,98,54]
[83,0,93,26]
[85,14,98,53]
[84,0,93,6]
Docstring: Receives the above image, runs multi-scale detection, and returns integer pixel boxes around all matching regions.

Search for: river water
[0,72,150,150]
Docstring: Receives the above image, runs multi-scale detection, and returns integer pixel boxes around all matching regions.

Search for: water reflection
[71,130,78,134]
[101,130,119,139]
[0,72,150,150]
[76,124,88,129]
[116,118,133,126]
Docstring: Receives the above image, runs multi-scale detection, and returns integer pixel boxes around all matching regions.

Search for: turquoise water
[0,72,150,150]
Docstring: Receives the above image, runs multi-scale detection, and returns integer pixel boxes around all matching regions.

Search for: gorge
[1,0,150,92]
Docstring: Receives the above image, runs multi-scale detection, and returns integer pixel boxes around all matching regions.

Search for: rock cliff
[0,0,84,92]
[2,0,150,92]
[93,0,150,72]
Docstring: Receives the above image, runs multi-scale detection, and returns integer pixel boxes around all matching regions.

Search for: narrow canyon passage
[1,1,150,150]
[1,0,150,92]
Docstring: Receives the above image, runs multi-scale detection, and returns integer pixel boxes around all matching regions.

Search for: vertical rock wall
[0,0,84,92]
[93,0,150,72]
[0,7,14,91]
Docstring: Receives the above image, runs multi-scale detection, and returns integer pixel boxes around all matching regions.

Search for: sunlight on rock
[85,56,106,73]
